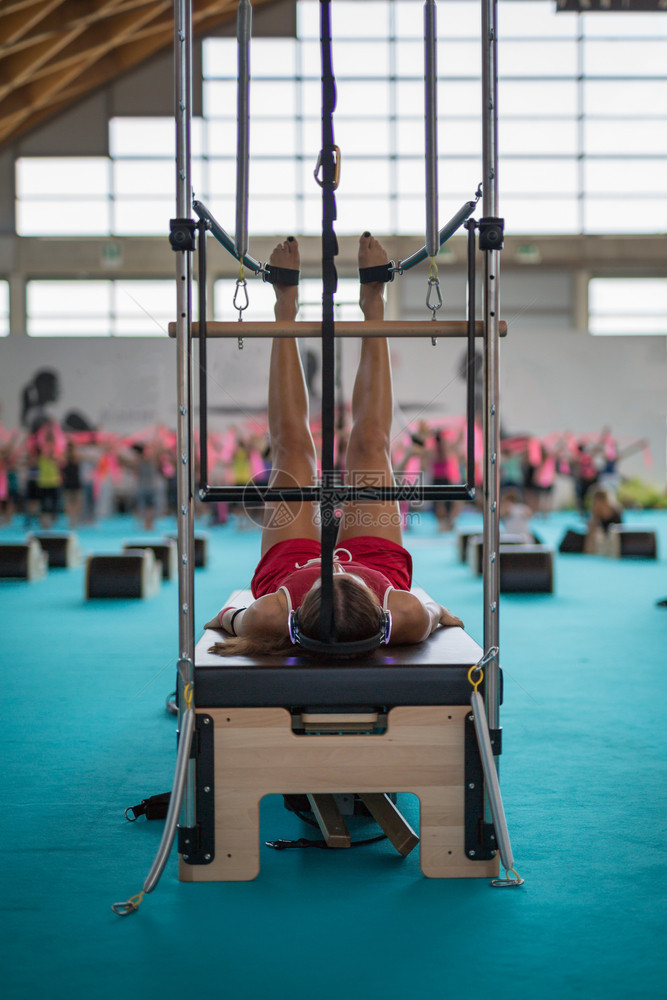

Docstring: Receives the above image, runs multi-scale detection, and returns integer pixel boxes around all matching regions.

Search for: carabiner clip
[233,277,249,318]
[233,277,248,348]
[468,646,499,692]
[426,267,442,344]
[477,646,499,671]
[426,275,442,319]
[314,145,341,190]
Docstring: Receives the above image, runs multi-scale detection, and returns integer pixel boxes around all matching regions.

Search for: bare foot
[270,237,300,321]
[359,232,388,321]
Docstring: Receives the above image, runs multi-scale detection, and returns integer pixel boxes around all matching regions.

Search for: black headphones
[288,607,392,656]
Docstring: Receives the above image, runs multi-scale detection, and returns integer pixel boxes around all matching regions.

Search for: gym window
[25,280,177,337]
[588,277,667,336]
[13,1,667,240]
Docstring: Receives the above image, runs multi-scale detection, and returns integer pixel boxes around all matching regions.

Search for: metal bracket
[178,713,215,865]
[464,710,497,861]
[477,216,504,251]
[489,727,503,756]
[169,217,198,252]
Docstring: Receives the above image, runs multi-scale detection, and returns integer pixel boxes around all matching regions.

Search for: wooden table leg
[358,793,420,857]
[307,794,352,848]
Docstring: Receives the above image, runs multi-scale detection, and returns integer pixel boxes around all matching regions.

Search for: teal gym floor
[1,507,666,999]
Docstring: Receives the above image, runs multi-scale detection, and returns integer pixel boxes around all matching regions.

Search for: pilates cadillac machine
[112,0,521,914]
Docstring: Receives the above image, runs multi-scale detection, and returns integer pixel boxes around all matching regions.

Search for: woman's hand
[204,594,287,637]
[439,605,464,629]
[204,606,236,631]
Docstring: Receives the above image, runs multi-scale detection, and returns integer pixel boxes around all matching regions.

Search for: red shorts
[251,535,413,600]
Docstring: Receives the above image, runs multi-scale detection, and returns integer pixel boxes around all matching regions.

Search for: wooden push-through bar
[168,319,507,339]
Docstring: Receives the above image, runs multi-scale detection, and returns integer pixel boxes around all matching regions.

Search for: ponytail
[208,632,293,658]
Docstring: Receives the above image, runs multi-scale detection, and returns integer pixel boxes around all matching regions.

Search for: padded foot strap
[125,791,170,821]
[263,264,300,286]
[359,263,394,284]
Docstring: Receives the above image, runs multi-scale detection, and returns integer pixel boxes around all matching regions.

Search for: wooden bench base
[179,705,499,882]
[85,550,161,599]
[466,536,554,592]
[0,540,47,581]
[607,525,658,559]
[499,544,554,593]
[28,531,82,569]
[122,539,177,579]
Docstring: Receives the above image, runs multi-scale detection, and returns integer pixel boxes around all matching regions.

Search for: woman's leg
[337,233,403,547]
[261,238,319,556]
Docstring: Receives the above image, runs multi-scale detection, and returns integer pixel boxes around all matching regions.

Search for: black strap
[266,838,329,851]
[229,607,246,635]
[263,264,300,286]
[290,621,387,657]
[318,0,338,646]
[125,792,171,822]
[359,263,393,284]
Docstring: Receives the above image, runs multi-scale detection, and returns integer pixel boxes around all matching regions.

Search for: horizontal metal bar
[199,484,476,503]
[169,320,507,338]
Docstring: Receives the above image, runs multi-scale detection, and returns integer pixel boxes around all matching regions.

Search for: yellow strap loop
[429,257,439,280]
[183,682,193,711]
[467,665,483,692]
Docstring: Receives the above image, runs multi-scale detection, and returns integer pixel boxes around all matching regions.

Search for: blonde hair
[208,575,383,658]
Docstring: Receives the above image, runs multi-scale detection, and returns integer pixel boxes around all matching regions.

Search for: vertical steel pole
[235,0,252,261]
[174,0,196,830]
[465,220,476,489]
[481,0,501,730]
[424,0,439,259]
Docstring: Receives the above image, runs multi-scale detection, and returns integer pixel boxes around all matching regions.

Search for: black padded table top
[194,589,490,708]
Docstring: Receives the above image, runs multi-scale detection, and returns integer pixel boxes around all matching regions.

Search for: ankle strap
[263,265,300,286]
[359,262,394,284]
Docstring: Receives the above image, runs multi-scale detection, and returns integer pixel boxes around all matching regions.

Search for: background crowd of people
[0,412,653,537]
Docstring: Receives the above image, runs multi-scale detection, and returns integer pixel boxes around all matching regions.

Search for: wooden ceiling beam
[0,3,172,97]
[0,0,68,48]
[0,0,259,148]
[0,1,157,100]
[4,31,175,122]
[0,2,157,59]
[0,5,179,120]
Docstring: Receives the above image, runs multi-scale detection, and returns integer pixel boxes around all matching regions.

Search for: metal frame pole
[424,0,439,259]
[481,0,501,730]
[465,220,477,489]
[235,0,251,261]
[174,0,196,830]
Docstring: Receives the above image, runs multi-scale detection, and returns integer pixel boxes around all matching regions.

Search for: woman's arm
[387,590,463,645]
[204,591,288,639]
